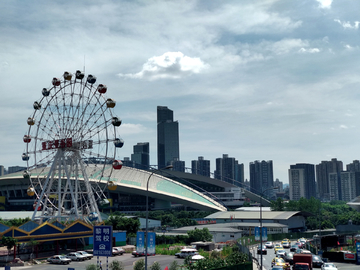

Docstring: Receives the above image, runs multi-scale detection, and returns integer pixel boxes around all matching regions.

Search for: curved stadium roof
[0,166,227,212]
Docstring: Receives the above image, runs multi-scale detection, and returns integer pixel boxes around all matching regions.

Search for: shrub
[150,261,161,270]
[133,258,145,270]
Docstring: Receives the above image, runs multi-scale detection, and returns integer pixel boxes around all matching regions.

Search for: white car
[113,247,125,255]
[265,241,274,248]
[321,263,337,270]
[66,252,87,261]
[77,251,93,260]
[47,255,71,264]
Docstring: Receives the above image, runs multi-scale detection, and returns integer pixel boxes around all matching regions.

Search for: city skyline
[2,1,360,184]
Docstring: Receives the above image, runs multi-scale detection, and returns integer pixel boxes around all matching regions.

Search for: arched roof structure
[0,166,227,212]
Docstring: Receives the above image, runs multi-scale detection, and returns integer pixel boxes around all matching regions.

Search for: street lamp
[260,186,279,270]
[145,165,173,270]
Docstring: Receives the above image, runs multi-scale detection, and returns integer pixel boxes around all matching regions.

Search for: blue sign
[93,225,113,257]
[254,226,260,241]
[147,232,156,255]
[136,232,145,254]
[5,266,10,270]
[356,242,360,265]
[262,227,268,241]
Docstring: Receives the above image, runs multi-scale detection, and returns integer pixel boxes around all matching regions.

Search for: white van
[175,248,199,258]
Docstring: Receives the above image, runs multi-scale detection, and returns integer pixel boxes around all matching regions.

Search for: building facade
[316,158,343,201]
[289,163,316,199]
[131,142,150,170]
[191,156,210,177]
[289,168,305,200]
[157,106,179,168]
[249,160,274,198]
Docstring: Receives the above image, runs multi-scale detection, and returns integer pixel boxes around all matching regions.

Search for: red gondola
[97,84,107,94]
[23,135,31,143]
[112,160,123,170]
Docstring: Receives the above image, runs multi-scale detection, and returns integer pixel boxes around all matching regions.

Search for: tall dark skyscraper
[289,163,316,199]
[316,158,343,201]
[131,142,150,170]
[214,154,244,187]
[249,160,274,198]
[191,156,210,177]
[157,106,179,168]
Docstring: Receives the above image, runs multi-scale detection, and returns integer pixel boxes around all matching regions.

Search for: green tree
[169,260,179,270]
[86,264,100,270]
[271,198,285,211]
[109,259,124,270]
[1,236,18,256]
[133,258,145,270]
[150,261,161,270]
[187,228,212,243]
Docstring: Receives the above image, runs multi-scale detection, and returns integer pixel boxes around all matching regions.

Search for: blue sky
[1,0,360,183]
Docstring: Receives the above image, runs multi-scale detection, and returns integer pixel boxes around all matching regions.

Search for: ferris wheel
[22,70,124,223]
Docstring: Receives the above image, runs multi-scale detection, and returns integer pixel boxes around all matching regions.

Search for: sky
[1,0,360,184]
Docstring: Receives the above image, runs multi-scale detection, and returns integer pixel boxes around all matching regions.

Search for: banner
[136,232,145,254]
[255,227,260,241]
[262,227,268,242]
[147,232,156,255]
[356,242,360,265]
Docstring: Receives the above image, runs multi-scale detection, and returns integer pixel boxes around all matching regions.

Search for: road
[249,241,359,270]
[8,253,185,270]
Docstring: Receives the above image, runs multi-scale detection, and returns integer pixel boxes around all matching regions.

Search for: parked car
[257,245,267,255]
[265,241,274,248]
[77,251,93,260]
[66,252,87,261]
[321,263,337,270]
[47,255,71,264]
[175,248,199,258]
[132,250,144,257]
[312,255,324,268]
[113,247,125,255]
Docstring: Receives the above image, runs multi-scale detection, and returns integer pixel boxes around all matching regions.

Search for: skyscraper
[316,158,343,201]
[249,160,274,197]
[289,163,316,199]
[131,142,150,170]
[191,156,210,177]
[157,106,179,168]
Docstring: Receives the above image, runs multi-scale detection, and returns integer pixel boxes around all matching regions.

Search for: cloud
[119,123,147,135]
[334,19,360,29]
[340,125,348,129]
[316,0,333,9]
[298,48,320,53]
[118,52,209,80]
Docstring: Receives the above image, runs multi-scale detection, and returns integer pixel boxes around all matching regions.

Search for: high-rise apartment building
[170,158,185,172]
[289,163,316,199]
[274,178,283,192]
[0,165,4,176]
[339,172,356,202]
[191,156,210,177]
[249,160,274,197]
[316,158,343,201]
[346,160,360,197]
[157,106,179,168]
[289,168,305,200]
[131,142,150,170]
[214,154,244,187]
[122,157,135,168]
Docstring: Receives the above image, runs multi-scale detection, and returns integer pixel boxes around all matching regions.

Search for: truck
[292,253,312,270]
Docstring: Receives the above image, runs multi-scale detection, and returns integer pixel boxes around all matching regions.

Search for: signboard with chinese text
[136,232,145,254]
[147,232,156,255]
[93,225,113,257]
